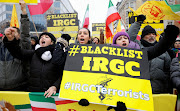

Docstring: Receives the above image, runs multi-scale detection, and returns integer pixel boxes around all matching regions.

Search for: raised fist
[4,27,19,41]
[137,14,146,23]
[19,0,27,14]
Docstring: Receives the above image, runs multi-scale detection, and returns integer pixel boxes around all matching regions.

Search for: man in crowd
[0,0,31,91]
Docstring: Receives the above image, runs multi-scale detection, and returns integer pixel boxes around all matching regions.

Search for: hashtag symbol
[64,82,71,89]
[68,45,80,56]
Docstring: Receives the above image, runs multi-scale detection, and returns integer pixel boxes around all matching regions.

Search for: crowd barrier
[0,91,177,111]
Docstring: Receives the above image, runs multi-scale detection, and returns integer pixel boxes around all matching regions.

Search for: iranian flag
[106,0,121,39]
[29,93,76,111]
[82,4,89,28]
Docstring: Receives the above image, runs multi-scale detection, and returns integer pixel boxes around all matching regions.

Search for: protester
[3,31,68,97]
[172,37,180,57]
[31,36,39,50]
[112,31,140,49]
[128,15,180,94]
[0,0,31,91]
[56,34,71,52]
[77,28,91,44]
[92,37,100,44]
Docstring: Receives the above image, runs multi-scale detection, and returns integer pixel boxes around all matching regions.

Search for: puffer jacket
[170,58,180,92]
[0,14,31,89]
[149,52,171,93]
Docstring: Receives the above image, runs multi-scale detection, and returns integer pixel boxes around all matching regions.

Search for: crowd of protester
[0,0,180,110]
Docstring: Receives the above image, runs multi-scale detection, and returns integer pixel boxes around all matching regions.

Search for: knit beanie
[61,34,71,42]
[113,31,130,44]
[141,25,156,39]
[39,32,56,43]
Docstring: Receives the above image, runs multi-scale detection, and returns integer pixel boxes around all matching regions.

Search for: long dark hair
[76,28,91,44]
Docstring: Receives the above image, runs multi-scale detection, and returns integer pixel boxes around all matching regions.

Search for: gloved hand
[137,14,146,23]
[164,25,180,38]
[78,99,89,106]
[107,101,127,111]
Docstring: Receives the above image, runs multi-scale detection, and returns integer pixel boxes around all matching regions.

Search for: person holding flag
[0,0,31,91]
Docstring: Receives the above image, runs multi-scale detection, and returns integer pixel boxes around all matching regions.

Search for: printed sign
[0,0,37,4]
[47,13,79,44]
[92,23,106,39]
[59,44,154,111]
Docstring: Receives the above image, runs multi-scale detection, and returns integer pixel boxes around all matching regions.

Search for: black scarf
[140,39,157,47]
[35,44,55,59]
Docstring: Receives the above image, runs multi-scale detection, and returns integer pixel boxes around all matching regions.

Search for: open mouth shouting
[122,43,127,47]
[79,38,86,44]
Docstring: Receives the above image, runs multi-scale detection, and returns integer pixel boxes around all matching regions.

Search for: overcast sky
[69,0,121,29]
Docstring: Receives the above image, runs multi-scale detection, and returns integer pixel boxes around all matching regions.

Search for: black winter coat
[4,38,66,92]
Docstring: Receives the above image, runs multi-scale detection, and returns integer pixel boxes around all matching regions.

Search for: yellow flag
[10,4,19,28]
[115,19,121,34]
[133,1,180,21]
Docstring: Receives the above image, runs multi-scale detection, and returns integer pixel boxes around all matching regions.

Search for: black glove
[107,101,127,111]
[78,99,89,106]
[137,14,146,23]
[164,25,179,37]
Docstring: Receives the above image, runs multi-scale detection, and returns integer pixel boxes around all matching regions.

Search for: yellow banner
[47,13,79,44]
[134,1,180,21]
[10,4,19,28]
[60,71,154,111]
[59,44,154,111]
[0,0,37,3]
[0,91,176,111]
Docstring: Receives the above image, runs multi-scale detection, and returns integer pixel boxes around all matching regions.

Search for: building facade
[0,0,76,34]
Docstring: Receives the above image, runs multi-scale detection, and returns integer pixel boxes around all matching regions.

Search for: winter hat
[141,25,156,39]
[39,32,56,43]
[113,31,130,44]
[31,36,39,43]
[61,34,71,42]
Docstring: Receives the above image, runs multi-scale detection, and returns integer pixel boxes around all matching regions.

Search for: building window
[126,11,128,17]
[3,14,6,20]
[54,10,60,14]
[130,2,134,8]
[54,2,60,7]
[3,5,5,12]
[126,18,129,24]
[6,5,13,11]
[0,16,2,22]
[125,3,129,9]
[6,14,11,20]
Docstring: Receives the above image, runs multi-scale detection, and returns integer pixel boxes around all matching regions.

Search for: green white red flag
[82,4,89,28]
[106,0,121,39]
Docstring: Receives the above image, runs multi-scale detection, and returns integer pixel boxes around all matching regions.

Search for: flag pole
[120,19,127,31]
[30,15,39,37]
